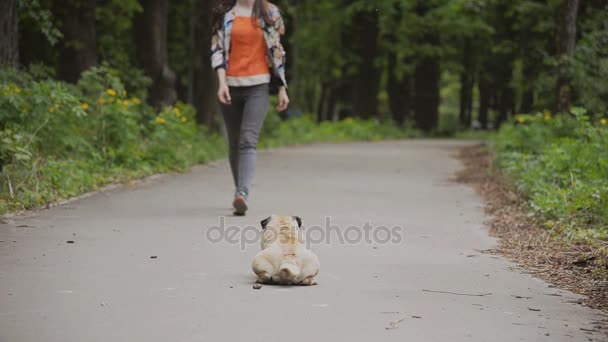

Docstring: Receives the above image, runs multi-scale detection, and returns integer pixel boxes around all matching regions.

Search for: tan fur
[252,215,320,286]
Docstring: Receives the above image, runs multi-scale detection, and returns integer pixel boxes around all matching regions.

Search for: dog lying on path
[251,215,320,285]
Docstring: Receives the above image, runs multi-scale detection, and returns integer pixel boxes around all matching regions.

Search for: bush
[0,67,221,214]
[494,109,608,240]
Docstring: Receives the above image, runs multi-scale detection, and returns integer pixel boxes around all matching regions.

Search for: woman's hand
[217,82,231,105]
[277,87,289,112]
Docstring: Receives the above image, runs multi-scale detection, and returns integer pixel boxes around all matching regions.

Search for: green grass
[493,109,608,241]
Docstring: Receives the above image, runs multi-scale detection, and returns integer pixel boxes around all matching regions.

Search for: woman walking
[211,0,289,215]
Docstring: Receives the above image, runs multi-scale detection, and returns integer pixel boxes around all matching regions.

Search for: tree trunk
[555,0,580,113]
[135,0,177,110]
[413,2,440,132]
[520,88,534,114]
[414,57,440,132]
[459,38,474,129]
[351,9,380,119]
[316,84,327,122]
[55,0,98,83]
[496,88,514,128]
[386,3,410,126]
[0,0,18,68]
[190,0,219,126]
[326,88,338,122]
[387,52,411,126]
[478,80,490,130]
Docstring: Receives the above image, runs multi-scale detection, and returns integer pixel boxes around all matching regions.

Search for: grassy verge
[456,144,608,311]
[462,109,608,309]
[0,68,417,215]
[493,109,608,242]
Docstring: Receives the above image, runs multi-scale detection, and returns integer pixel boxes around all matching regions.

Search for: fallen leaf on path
[385,314,406,330]
[512,295,532,299]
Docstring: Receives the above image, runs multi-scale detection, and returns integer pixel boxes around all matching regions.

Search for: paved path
[1,140,606,342]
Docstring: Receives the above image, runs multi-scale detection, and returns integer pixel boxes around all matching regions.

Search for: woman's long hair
[212,0,272,31]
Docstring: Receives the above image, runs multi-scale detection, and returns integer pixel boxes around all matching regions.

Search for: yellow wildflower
[49,106,56,113]
[80,103,89,110]
[106,89,117,96]
[516,116,525,124]
[131,97,141,105]
[122,90,127,97]
[116,99,122,105]
[155,117,166,124]
[123,99,131,106]
[601,118,607,126]
[14,87,21,94]
[181,117,187,123]
[98,98,106,105]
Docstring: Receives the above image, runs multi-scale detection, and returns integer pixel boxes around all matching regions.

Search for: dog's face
[261,215,302,230]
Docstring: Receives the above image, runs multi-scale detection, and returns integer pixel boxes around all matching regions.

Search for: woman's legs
[236,84,269,196]
[220,84,269,198]
[221,95,244,188]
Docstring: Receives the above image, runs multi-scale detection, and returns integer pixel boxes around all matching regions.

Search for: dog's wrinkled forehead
[260,215,302,229]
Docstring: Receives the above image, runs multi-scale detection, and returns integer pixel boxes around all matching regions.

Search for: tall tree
[413,1,440,132]
[0,0,19,68]
[555,0,580,113]
[135,0,177,110]
[189,0,219,126]
[350,7,380,119]
[53,0,98,83]
[385,2,411,126]
[458,38,474,128]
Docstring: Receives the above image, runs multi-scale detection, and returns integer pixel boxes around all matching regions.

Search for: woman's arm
[211,26,231,104]
[216,68,231,105]
[271,5,289,111]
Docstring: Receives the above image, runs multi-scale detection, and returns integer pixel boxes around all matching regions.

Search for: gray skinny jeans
[220,84,269,197]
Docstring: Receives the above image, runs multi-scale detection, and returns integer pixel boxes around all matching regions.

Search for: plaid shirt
[211,3,287,88]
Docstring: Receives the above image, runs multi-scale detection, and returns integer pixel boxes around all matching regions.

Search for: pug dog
[251,215,320,285]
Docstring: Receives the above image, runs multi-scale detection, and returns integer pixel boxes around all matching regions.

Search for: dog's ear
[293,216,302,228]
[260,216,271,230]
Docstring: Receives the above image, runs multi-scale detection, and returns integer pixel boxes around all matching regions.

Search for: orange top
[226,17,270,86]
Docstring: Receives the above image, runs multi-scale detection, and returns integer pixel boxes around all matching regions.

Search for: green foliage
[494,109,608,240]
[0,67,208,213]
[19,0,63,45]
[95,0,143,80]
[573,3,608,116]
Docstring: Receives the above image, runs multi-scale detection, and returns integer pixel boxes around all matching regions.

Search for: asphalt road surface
[1,140,606,342]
